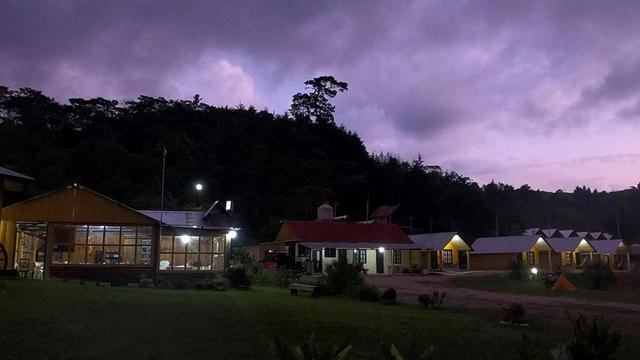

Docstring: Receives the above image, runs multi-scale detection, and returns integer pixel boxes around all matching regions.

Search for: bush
[138,277,155,288]
[380,288,397,305]
[196,275,229,291]
[501,303,528,325]
[509,261,530,280]
[567,314,621,360]
[358,284,380,302]
[277,268,303,288]
[325,262,364,294]
[418,291,446,309]
[583,261,616,290]
[224,266,253,289]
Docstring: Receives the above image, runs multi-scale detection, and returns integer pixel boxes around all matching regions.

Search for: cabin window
[442,250,453,264]
[564,252,572,265]
[51,225,153,266]
[527,251,535,265]
[159,235,225,271]
[324,248,336,258]
[393,250,402,264]
[356,249,367,264]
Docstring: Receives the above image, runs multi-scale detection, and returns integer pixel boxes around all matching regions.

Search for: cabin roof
[472,235,548,254]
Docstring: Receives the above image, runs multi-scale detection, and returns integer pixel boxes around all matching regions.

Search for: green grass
[0,279,636,359]
[453,273,640,305]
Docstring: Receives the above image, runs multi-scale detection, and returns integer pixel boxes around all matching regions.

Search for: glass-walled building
[0,185,235,282]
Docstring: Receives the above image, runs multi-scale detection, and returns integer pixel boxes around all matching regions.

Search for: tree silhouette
[290,76,348,124]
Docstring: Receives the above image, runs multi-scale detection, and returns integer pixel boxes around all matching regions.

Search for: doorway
[311,249,322,273]
[458,251,468,270]
[338,249,347,263]
[430,251,439,270]
[376,249,384,274]
[15,222,48,279]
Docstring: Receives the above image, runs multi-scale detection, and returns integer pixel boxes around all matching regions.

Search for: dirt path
[366,274,640,331]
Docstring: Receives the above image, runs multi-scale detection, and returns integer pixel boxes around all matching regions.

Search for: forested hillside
[1,86,639,243]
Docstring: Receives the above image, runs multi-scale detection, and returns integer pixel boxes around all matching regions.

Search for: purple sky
[2,1,640,191]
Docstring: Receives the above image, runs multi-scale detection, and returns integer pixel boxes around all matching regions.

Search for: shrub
[509,261,530,280]
[501,303,528,325]
[380,288,397,305]
[158,280,172,289]
[583,261,616,290]
[254,268,280,286]
[275,333,353,360]
[277,268,303,288]
[567,314,621,360]
[224,266,253,289]
[418,291,446,309]
[138,276,155,288]
[325,262,364,294]
[358,284,380,302]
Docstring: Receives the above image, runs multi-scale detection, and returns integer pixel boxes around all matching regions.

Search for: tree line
[1,82,639,243]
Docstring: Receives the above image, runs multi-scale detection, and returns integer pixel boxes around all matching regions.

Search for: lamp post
[195,183,203,209]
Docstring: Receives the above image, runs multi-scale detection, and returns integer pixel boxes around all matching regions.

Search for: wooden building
[469,235,553,271]
[408,232,472,271]
[0,184,235,282]
[546,236,595,270]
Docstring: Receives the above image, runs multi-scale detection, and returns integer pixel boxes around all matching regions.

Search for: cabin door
[458,251,468,270]
[376,249,384,274]
[338,249,347,263]
[430,251,439,270]
[311,249,322,273]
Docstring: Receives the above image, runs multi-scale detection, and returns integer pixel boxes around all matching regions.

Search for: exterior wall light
[227,230,238,239]
[180,234,191,244]
[378,247,385,253]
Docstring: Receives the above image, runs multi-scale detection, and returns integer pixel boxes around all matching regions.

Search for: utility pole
[157,146,167,281]
[366,193,370,221]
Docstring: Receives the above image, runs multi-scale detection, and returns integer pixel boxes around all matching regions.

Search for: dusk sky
[2,1,640,191]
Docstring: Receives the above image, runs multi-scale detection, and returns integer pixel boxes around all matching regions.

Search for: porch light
[530,267,538,275]
[378,247,385,253]
[353,249,358,253]
[227,230,238,239]
[180,234,191,244]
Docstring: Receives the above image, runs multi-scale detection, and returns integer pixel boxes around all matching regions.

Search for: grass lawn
[453,273,640,305]
[0,280,636,360]
[0,280,547,359]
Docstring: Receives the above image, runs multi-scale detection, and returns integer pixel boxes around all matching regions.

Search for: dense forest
[1,84,639,243]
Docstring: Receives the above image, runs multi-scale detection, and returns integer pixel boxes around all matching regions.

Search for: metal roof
[370,204,400,218]
[409,232,465,250]
[139,210,234,229]
[546,237,593,252]
[471,235,548,254]
[275,220,412,244]
[589,239,628,254]
[0,166,34,180]
[558,229,577,238]
[541,228,559,237]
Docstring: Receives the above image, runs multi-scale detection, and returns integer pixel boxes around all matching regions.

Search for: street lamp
[195,183,203,209]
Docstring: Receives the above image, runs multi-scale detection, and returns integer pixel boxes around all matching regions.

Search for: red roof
[370,204,400,218]
[275,220,412,244]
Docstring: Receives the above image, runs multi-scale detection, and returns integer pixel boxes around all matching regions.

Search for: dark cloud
[3,0,640,189]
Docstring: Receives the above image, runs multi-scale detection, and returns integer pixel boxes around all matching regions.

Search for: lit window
[564,252,572,265]
[527,251,535,265]
[442,250,453,264]
[159,235,226,271]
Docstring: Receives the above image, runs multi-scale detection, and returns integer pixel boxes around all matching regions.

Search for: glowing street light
[530,267,538,275]
[195,183,203,191]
